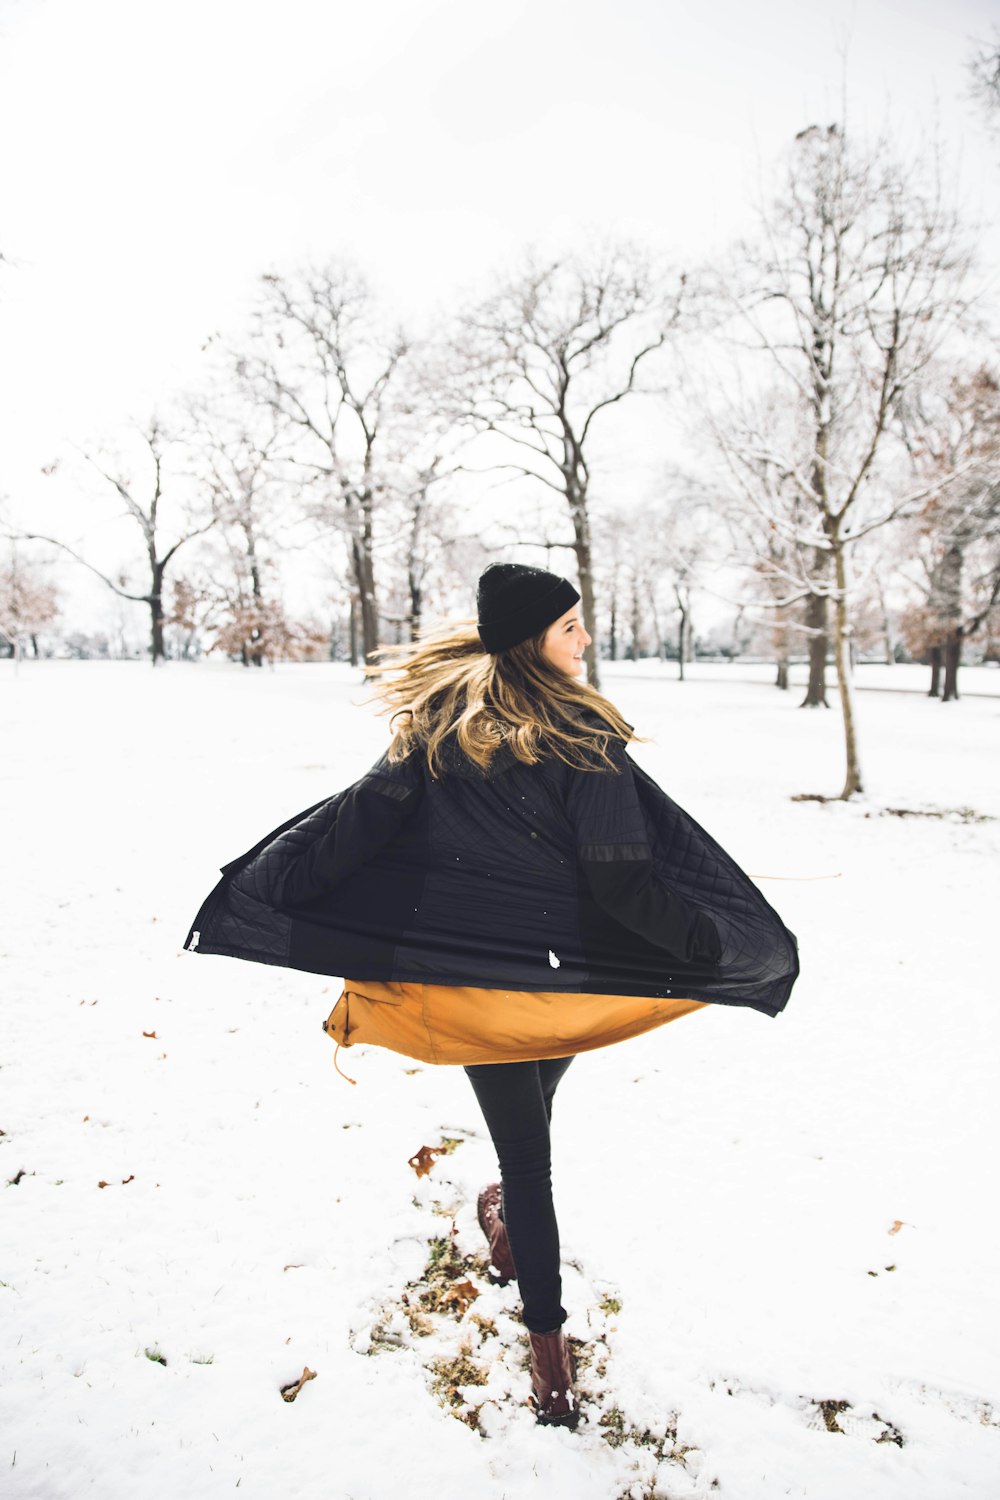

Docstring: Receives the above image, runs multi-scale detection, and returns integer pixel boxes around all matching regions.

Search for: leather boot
[528,1328,579,1427]
[477,1182,516,1284]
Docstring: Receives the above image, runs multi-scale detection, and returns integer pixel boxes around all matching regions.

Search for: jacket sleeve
[274,753,423,909]
[565,742,722,966]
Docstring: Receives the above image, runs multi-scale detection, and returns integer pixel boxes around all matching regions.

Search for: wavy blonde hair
[367,618,636,776]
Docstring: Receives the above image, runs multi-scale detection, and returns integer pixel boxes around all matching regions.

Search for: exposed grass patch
[599,1403,680,1455]
[816,1398,850,1433]
[811,1397,905,1446]
[404,1227,484,1319]
[144,1347,167,1366]
[428,1349,489,1429]
[792,793,994,823]
[873,1414,905,1447]
[868,805,994,824]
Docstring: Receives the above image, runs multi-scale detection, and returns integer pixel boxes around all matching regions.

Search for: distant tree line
[4,106,999,802]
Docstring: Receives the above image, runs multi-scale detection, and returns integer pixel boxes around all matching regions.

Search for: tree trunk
[832,541,863,798]
[150,564,166,665]
[875,575,893,665]
[408,574,423,640]
[346,490,379,670]
[800,570,829,707]
[938,545,963,703]
[248,544,264,668]
[942,630,961,702]
[628,581,640,662]
[350,537,379,669]
[349,596,360,668]
[776,657,789,690]
[569,491,600,689]
[676,606,686,682]
[407,492,426,642]
[928,645,942,697]
[609,595,618,661]
[649,591,665,663]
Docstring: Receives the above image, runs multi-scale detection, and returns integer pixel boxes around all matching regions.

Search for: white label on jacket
[188,931,200,951]
[548,949,561,968]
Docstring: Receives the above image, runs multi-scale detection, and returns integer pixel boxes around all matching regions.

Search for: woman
[184,562,799,1428]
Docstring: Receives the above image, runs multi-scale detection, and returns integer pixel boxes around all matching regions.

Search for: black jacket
[184,737,798,1017]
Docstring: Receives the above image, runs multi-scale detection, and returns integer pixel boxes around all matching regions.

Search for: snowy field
[1,658,998,1500]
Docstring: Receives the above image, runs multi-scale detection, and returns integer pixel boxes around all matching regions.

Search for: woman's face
[541,606,592,678]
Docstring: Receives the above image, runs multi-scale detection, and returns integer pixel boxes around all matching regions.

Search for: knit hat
[476,563,581,653]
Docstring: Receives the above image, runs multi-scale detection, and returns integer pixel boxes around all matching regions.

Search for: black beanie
[476,563,581,653]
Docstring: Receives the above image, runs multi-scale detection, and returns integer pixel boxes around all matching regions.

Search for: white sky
[0,0,997,629]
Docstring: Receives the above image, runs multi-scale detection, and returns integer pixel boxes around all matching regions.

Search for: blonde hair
[367,618,637,777]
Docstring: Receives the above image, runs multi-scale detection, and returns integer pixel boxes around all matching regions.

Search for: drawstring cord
[332,1038,357,1085]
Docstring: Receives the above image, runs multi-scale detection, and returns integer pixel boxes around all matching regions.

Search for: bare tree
[969,28,1000,132]
[21,417,217,664]
[448,246,685,688]
[649,478,721,679]
[706,123,974,797]
[234,262,414,667]
[181,396,314,666]
[0,543,59,665]
[898,366,1000,699]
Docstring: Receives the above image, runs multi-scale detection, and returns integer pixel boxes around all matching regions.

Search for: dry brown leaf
[98,1180,109,1189]
[888,1219,906,1235]
[121,1174,135,1186]
[439,1279,480,1315]
[280,1366,317,1402]
[283,1264,305,1272]
[408,1144,442,1178]
[142,1030,157,1039]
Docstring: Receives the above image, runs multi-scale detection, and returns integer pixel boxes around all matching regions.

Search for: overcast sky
[1,0,996,626]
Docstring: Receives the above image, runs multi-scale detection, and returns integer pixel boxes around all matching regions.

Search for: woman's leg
[464,1056,576,1333]
[537,1054,575,1125]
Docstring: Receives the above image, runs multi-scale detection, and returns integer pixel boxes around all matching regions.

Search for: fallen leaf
[142,1030,157,1040]
[280,1366,317,1402]
[408,1144,442,1178]
[439,1279,480,1315]
[283,1264,305,1272]
[82,1115,89,1122]
[888,1219,906,1236]
[98,1180,109,1189]
[121,1175,134,1186]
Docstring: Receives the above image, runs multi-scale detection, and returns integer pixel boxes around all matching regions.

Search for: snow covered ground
[1,657,998,1500]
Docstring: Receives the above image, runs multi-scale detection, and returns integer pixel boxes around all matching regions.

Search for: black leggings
[463,1055,576,1333]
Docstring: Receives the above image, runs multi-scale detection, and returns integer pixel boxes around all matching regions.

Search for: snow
[1,657,998,1499]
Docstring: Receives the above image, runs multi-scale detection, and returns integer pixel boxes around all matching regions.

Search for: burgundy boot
[528,1328,579,1427]
[477,1183,517,1284]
